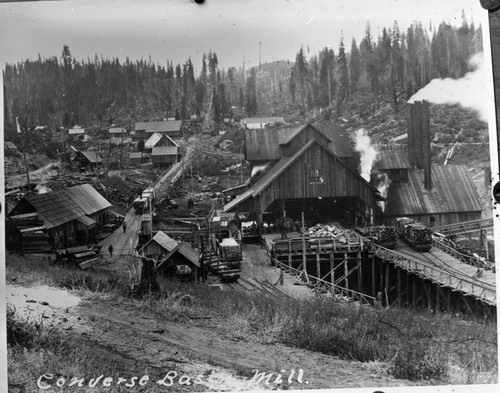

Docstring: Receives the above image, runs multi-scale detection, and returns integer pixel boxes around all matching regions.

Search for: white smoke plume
[352,129,377,181]
[375,172,392,212]
[251,163,270,177]
[408,53,489,122]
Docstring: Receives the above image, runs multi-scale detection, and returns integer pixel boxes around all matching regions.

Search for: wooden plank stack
[9,213,52,254]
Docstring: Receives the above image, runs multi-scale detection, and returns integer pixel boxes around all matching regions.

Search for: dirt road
[6,284,430,392]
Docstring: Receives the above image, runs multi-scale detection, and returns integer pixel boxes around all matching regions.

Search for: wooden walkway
[99,209,143,273]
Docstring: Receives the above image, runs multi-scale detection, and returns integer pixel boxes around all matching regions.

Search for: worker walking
[108,244,114,257]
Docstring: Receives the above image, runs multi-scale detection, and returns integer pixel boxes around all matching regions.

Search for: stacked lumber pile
[54,245,101,269]
[8,213,52,254]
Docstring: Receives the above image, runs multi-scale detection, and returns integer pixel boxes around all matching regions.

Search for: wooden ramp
[241,243,313,299]
[372,241,496,306]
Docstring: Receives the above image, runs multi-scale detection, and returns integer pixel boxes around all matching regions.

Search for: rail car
[395,217,432,252]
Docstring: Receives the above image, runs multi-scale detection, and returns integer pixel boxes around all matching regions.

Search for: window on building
[309,169,324,184]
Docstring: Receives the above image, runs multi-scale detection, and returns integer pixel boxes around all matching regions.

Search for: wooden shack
[140,231,200,280]
[151,146,179,169]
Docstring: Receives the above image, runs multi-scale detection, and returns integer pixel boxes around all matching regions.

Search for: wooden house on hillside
[72,150,103,170]
[134,120,182,139]
[151,146,179,169]
[140,231,200,280]
[8,184,111,249]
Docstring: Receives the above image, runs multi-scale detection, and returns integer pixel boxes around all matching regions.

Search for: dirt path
[6,283,433,392]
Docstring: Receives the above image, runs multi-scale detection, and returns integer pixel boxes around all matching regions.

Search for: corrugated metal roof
[151,146,178,156]
[385,165,483,216]
[135,120,182,133]
[80,151,103,163]
[376,150,410,169]
[63,184,111,215]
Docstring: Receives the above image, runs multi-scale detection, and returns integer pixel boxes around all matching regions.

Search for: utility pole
[20,106,31,192]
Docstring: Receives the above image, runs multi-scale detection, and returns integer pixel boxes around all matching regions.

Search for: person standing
[108,244,114,257]
[123,222,127,233]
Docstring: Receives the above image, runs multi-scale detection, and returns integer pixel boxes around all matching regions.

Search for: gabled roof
[385,165,483,216]
[25,192,84,229]
[79,151,103,163]
[145,133,179,149]
[225,139,376,212]
[151,146,178,156]
[143,231,200,269]
[17,184,111,229]
[148,231,179,253]
[63,184,112,215]
[244,123,353,162]
[135,120,182,133]
[376,150,410,170]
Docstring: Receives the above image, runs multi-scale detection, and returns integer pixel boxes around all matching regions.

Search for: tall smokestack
[407,100,432,190]
[422,100,432,190]
[407,103,416,167]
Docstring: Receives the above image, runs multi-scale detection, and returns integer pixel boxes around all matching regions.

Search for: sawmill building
[376,101,483,227]
[224,123,382,225]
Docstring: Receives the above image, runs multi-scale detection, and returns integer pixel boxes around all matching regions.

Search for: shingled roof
[19,184,111,229]
[244,123,353,162]
[385,165,483,216]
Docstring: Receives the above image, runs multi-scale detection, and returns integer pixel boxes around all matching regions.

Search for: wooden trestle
[264,233,496,318]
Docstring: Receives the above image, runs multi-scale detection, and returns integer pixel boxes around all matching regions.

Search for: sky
[0,0,488,72]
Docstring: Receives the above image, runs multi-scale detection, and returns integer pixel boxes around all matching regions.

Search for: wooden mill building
[144,132,179,152]
[376,101,483,227]
[224,123,382,225]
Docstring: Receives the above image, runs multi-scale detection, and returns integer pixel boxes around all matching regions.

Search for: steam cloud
[352,129,377,182]
[375,173,392,212]
[408,53,489,122]
[251,163,269,177]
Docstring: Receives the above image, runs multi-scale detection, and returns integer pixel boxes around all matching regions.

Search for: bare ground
[6,284,435,392]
